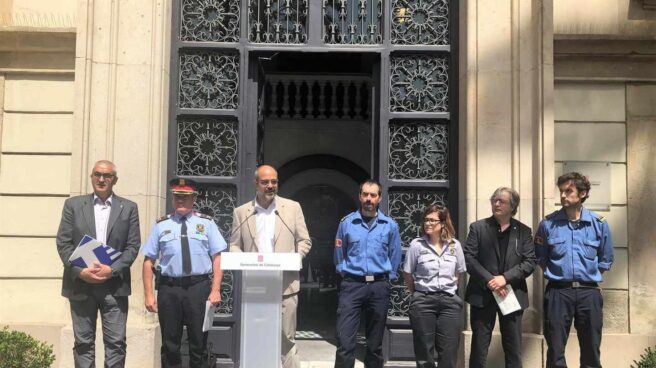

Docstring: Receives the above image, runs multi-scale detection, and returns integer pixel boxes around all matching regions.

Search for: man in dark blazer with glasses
[56,160,141,368]
[464,187,536,368]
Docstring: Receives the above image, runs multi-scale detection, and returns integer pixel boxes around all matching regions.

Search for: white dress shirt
[93,194,113,244]
[254,197,276,253]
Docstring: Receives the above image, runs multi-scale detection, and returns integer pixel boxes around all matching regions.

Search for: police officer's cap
[169,178,198,195]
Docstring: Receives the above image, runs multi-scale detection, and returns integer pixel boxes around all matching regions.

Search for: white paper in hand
[202,301,217,332]
[493,285,522,315]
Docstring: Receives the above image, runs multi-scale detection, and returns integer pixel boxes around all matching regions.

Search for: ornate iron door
[168,0,457,365]
[379,0,457,362]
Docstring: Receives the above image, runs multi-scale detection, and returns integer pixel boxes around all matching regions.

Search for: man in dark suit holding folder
[56,160,141,368]
[464,187,536,368]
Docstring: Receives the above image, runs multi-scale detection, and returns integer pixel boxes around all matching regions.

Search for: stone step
[300,363,363,368]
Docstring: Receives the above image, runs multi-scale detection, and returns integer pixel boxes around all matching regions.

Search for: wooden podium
[221,252,301,367]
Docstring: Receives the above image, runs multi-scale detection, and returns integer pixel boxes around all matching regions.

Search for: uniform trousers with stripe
[158,278,211,368]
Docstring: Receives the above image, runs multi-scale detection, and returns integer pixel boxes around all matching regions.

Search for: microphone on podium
[275,210,297,253]
[230,208,258,238]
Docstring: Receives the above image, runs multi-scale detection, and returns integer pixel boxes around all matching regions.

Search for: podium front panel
[240,269,282,366]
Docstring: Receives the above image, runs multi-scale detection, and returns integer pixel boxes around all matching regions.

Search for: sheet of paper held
[202,301,217,332]
[493,284,522,315]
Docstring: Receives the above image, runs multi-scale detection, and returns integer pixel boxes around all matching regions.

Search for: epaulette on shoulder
[194,212,214,220]
[340,213,353,222]
[156,215,169,223]
[595,215,606,222]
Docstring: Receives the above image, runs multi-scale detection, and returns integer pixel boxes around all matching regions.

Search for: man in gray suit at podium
[230,164,312,368]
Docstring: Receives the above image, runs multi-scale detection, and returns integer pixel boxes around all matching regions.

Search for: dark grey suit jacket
[56,193,141,300]
[464,217,536,309]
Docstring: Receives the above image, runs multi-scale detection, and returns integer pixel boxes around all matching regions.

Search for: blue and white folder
[68,235,122,268]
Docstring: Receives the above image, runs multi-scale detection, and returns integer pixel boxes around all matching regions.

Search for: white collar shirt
[254,197,277,253]
[93,194,113,244]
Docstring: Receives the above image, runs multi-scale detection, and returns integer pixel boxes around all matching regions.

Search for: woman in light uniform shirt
[403,205,467,368]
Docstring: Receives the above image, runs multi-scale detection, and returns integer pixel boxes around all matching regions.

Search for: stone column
[627,84,656,335]
[60,0,172,366]
[459,0,553,366]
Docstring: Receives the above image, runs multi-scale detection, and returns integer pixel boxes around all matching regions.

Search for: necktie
[181,217,192,274]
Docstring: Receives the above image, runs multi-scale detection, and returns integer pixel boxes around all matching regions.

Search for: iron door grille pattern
[178,50,240,110]
[391,0,449,45]
[388,121,448,180]
[180,0,241,42]
[248,0,309,43]
[194,185,238,315]
[323,0,383,44]
[389,54,449,113]
[383,1,454,319]
[177,117,239,177]
[171,0,457,321]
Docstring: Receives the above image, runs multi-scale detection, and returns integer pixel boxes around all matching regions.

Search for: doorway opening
[255,52,378,351]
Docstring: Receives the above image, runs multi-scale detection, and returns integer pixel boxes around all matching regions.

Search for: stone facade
[0,0,654,367]
[0,2,77,368]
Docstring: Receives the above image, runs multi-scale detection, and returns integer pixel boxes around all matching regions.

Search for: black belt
[549,280,598,289]
[343,273,388,283]
[160,274,210,287]
[416,290,453,296]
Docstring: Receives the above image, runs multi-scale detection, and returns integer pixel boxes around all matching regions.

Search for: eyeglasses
[92,172,115,179]
[423,219,442,225]
[258,179,279,185]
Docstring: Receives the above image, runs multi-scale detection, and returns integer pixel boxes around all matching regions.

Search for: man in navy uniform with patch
[142,178,226,368]
[535,172,614,368]
[333,179,402,368]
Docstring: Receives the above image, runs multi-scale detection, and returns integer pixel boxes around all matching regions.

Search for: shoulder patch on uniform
[335,239,342,247]
[194,212,214,220]
[156,215,169,223]
[534,235,543,245]
[596,215,606,222]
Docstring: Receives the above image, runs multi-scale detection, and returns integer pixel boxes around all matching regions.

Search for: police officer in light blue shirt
[535,172,613,368]
[333,179,401,368]
[142,178,227,368]
[142,210,225,278]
